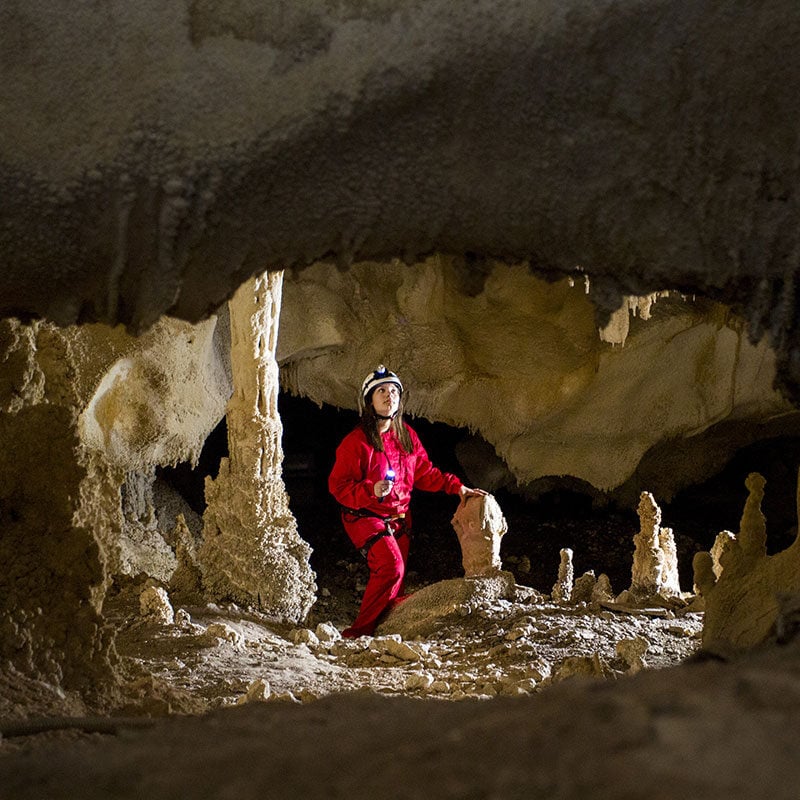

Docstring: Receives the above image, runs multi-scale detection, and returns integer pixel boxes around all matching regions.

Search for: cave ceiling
[1,1,799,405]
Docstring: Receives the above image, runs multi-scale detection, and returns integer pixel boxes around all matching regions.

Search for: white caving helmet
[359,365,403,413]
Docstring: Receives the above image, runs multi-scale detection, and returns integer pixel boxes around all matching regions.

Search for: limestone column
[200,271,316,621]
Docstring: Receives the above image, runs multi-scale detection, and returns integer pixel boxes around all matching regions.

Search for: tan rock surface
[450,494,507,577]
[279,258,798,495]
[200,272,315,621]
[695,471,800,655]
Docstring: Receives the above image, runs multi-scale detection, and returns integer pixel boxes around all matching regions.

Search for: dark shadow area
[663,436,800,557]
[156,417,229,515]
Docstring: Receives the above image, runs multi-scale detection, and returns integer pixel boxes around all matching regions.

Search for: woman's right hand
[373,479,394,498]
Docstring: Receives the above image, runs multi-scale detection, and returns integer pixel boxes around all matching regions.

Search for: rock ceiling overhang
[1,1,799,396]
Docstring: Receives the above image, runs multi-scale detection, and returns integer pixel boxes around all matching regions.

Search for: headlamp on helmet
[360,365,403,411]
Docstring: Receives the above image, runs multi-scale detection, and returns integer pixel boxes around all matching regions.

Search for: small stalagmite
[627,491,681,601]
[552,548,574,603]
[451,494,508,577]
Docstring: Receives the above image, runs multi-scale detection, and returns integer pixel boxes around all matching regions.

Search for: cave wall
[279,256,799,496]
[2,0,800,699]
[0,315,231,694]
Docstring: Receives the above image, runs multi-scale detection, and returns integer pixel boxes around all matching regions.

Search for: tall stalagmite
[694,472,800,655]
[200,272,315,621]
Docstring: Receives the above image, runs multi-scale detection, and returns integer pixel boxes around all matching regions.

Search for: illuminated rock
[451,494,507,577]
[627,492,682,602]
[693,472,800,655]
[199,272,315,621]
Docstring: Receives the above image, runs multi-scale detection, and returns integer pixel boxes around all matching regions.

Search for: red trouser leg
[343,533,410,638]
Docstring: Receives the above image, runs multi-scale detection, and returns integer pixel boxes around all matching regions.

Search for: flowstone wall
[279,257,799,497]
[0,315,231,696]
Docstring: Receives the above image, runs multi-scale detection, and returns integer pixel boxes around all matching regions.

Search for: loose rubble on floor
[1,491,705,740]
[97,578,703,718]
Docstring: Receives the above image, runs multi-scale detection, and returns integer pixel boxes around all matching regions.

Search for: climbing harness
[339,505,408,558]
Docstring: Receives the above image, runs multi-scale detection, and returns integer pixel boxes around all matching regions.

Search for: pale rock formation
[279,258,798,497]
[139,586,174,625]
[237,678,272,705]
[0,319,45,413]
[616,637,649,674]
[78,317,230,472]
[552,548,575,603]
[376,573,517,640]
[572,571,598,605]
[693,471,800,655]
[169,515,203,601]
[405,672,434,692]
[592,574,615,603]
[627,492,682,602]
[314,622,341,645]
[598,292,671,346]
[371,637,424,664]
[710,530,737,579]
[204,623,244,649]
[199,272,315,621]
[450,494,507,577]
[0,313,230,693]
[553,654,609,683]
[289,629,320,648]
[120,469,178,583]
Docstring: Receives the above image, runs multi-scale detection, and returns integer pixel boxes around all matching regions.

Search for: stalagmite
[572,571,597,604]
[616,637,649,674]
[552,548,574,603]
[199,272,315,622]
[693,471,800,655]
[139,586,174,625]
[169,515,202,601]
[625,492,681,602]
[709,530,737,578]
[450,494,507,577]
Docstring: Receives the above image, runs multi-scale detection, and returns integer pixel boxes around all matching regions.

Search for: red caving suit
[328,423,463,637]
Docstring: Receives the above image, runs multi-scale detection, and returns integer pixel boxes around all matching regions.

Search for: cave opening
[156,417,229,517]
[292,403,800,605]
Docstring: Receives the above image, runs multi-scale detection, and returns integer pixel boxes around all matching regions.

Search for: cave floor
[8,571,800,800]
[1,572,702,749]
[108,583,703,715]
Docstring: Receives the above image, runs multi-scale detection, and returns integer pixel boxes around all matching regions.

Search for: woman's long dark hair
[360,393,413,454]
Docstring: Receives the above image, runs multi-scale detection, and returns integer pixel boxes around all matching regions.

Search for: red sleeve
[408,426,463,495]
[328,429,379,509]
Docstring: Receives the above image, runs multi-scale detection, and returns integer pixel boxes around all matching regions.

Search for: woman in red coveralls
[329,365,487,638]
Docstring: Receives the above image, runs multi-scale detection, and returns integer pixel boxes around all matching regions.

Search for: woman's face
[371,382,401,417]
